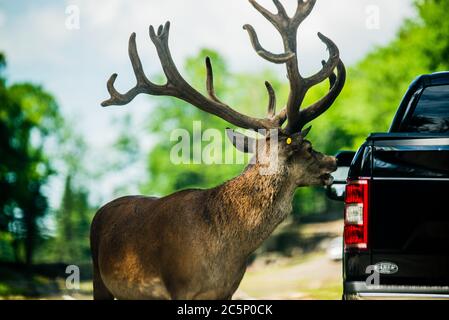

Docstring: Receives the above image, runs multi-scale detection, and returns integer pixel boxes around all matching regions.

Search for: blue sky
[0,0,415,206]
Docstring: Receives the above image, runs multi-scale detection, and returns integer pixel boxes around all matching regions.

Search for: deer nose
[326,156,338,172]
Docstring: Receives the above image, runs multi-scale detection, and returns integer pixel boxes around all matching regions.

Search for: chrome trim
[374,145,449,151]
[373,138,449,146]
[347,292,449,300]
[345,281,449,293]
[345,282,449,300]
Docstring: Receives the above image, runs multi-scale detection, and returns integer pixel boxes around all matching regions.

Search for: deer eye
[306,145,313,153]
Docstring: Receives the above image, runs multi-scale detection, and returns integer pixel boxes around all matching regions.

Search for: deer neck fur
[208,162,296,256]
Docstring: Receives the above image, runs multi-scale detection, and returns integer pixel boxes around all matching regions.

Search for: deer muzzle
[322,156,338,172]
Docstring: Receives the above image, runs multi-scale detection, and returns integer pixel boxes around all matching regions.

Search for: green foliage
[111,114,140,171]
[0,53,95,266]
[414,0,449,70]
[48,175,93,263]
[0,55,64,264]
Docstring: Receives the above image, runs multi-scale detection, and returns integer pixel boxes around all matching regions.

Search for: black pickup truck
[328,71,449,300]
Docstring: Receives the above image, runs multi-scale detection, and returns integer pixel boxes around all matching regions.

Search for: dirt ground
[236,252,342,300]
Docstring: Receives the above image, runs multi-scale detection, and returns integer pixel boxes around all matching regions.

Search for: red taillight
[344,179,369,251]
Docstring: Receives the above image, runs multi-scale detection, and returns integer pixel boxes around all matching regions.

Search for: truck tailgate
[370,136,449,285]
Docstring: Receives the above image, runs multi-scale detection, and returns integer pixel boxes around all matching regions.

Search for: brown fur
[90,136,337,300]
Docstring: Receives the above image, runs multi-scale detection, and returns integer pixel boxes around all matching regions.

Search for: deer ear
[300,126,312,139]
[226,128,257,153]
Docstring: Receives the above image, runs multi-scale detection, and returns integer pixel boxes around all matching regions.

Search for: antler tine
[322,60,337,88]
[205,57,222,104]
[207,56,282,126]
[245,0,344,134]
[298,60,346,129]
[304,33,340,87]
[101,33,164,107]
[272,0,289,19]
[246,0,298,63]
[284,32,340,132]
[245,0,308,134]
[128,33,150,86]
[292,0,317,27]
[102,74,130,107]
[264,81,287,128]
[103,1,345,134]
[103,21,283,131]
[149,22,184,87]
[248,0,279,26]
[148,22,282,130]
[274,107,288,127]
[243,25,295,64]
[265,81,276,118]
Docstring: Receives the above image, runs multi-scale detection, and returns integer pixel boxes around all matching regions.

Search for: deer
[91,0,346,300]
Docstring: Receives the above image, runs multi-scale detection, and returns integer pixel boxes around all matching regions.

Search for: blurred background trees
[1,0,448,270]
[0,55,95,266]
[0,54,63,266]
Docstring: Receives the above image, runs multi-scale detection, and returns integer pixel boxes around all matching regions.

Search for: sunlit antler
[102,22,284,131]
[102,0,345,134]
[244,0,345,133]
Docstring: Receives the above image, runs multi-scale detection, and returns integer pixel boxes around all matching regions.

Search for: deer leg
[92,260,114,300]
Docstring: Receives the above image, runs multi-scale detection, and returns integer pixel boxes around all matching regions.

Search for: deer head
[102,0,346,188]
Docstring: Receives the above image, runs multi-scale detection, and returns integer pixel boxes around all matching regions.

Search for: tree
[52,174,92,263]
[0,54,63,265]
[36,123,96,264]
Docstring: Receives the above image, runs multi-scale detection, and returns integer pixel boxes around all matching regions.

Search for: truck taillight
[344,179,369,251]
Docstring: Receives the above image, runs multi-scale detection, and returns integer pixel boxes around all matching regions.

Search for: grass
[300,282,342,300]
[237,252,342,300]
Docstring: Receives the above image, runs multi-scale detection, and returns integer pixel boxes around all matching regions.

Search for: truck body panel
[342,72,449,299]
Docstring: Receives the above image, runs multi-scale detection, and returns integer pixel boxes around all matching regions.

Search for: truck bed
[345,134,449,296]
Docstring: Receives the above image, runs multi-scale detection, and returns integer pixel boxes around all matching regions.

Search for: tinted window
[403,85,449,133]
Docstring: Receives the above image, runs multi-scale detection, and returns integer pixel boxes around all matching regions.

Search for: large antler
[102,0,345,134]
[245,0,346,133]
[102,22,285,131]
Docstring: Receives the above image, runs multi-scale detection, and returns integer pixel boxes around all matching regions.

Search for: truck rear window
[403,84,449,133]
